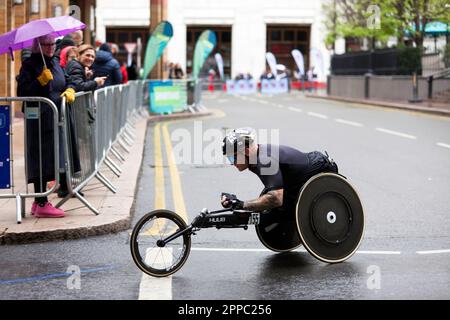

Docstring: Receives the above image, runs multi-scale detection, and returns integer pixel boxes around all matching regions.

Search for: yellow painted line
[154,123,165,209]
[139,124,166,237]
[161,124,188,224]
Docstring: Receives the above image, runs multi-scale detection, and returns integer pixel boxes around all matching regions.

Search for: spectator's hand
[94,77,107,87]
[37,68,53,86]
[85,67,93,79]
[60,88,76,104]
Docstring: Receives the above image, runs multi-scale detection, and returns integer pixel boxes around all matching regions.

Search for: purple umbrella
[0,15,85,67]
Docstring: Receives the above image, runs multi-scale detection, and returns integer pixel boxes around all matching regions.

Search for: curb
[0,218,131,245]
[0,110,212,245]
[306,94,450,117]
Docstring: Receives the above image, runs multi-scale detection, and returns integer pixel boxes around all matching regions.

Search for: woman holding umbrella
[16,34,76,218]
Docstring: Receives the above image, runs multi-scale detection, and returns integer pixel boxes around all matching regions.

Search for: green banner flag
[192,30,217,79]
[142,21,173,79]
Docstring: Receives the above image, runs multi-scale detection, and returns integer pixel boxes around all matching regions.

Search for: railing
[56,81,149,214]
[0,97,60,224]
[1,78,202,223]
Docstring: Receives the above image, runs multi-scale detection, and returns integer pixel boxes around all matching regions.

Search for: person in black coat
[92,43,122,86]
[66,44,106,92]
[16,35,77,218]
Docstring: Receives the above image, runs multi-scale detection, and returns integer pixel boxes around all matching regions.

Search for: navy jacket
[92,50,122,87]
[66,60,98,92]
[17,53,80,183]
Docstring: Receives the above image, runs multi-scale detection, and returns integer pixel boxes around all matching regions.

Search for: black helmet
[222,127,256,156]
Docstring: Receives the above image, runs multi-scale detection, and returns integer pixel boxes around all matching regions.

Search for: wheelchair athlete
[221,127,339,214]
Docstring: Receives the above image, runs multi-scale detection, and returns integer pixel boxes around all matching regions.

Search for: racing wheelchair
[130,172,365,277]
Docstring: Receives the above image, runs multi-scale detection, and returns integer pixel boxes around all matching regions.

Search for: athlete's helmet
[222,127,256,157]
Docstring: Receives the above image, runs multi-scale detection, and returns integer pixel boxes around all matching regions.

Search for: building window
[53,5,63,17]
[30,0,40,14]
[267,25,311,76]
[186,26,232,78]
[270,30,282,41]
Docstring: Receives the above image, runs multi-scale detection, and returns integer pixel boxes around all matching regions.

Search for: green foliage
[398,47,422,75]
[444,44,450,68]
[323,0,450,49]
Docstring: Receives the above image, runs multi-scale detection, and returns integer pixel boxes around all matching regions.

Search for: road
[1,91,449,300]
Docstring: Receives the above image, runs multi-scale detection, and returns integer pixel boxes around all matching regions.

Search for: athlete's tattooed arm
[243,189,283,211]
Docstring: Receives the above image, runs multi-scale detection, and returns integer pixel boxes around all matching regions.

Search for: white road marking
[138,248,172,300]
[273,104,284,108]
[416,249,450,255]
[307,112,328,119]
[335,118,364,127]
[288,107,303,112]
[191,247,401,255]
[258,100,269,105]
[436,142,450,149]
[356,250,401,255]
[217,99,228,103]
[376,128,417,140]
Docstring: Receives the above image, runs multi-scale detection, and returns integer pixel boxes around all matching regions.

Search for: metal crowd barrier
[56,81,149,215]
[0,97,60,224]
[1,79,195,222]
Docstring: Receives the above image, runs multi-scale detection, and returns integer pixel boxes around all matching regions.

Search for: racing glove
[37,68,53,86]
[60,88,76,104]
[221,192,244,209]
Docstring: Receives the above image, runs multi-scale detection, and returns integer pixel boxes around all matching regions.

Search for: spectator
[120,61,129,84]
[127,60,138,81]
[55,35,75,60]
[66,44,106,92]
[70,30,84,46]
[16,35,77,218]
[92,43,122,86]
[307,67,314,92]
[110,43,119,57]
[174,63,184,79]
[167,62,175,79]
[59,46,77,69]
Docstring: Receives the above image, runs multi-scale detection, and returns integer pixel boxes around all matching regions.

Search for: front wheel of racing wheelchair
[130,209,191,277]
[256,172,364,263]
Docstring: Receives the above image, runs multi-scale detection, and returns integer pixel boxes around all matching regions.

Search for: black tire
[296,173,365,263]
[255,189,302,252]
[130,210,191,277]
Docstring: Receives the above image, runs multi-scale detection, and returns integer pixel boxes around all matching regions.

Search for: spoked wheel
[130,210,191,277]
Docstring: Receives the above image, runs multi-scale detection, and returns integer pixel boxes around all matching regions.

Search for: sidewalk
[305,93,450,117]
[0,110,212,245]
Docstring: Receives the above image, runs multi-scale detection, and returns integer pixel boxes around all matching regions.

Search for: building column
[0,0,12,98]
[149,0,167,79]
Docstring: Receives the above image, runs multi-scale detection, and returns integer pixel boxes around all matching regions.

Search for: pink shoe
[34,202,65,218]
[31,201,38,215]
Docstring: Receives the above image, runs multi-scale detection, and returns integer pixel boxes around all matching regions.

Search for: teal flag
[192,30,217,79]
[142,21,173,79]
